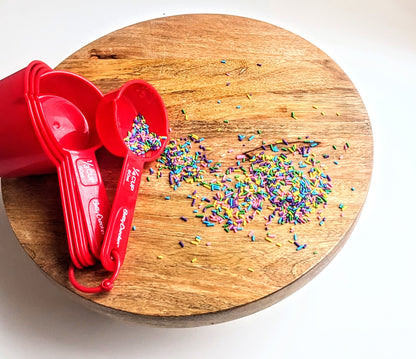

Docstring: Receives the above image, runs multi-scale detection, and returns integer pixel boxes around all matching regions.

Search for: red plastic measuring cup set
[0,61,169,293]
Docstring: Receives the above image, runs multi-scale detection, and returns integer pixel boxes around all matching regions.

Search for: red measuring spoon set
[0,61,169,293]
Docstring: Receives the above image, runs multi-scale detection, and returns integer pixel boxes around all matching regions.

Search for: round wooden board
[1,14,372,327]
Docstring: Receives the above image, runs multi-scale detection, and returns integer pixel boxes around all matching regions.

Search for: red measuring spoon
[27,63,110,269]
[96,80,169,272]
[26,62,90,268]
[37,71,110,260]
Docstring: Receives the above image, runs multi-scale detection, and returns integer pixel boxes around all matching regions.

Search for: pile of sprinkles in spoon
[124,114,166,156]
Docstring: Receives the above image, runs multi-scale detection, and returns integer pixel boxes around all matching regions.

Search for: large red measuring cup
[23,61,110,270]
[96,80,169,272]
[0,60,107,271]
[0,61,94,269]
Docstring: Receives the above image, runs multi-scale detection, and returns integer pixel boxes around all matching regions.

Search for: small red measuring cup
[96,80,169,272]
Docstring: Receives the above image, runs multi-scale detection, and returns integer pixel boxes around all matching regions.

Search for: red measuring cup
[0,61,93,269]
[96,80,169,272]
[28,62,110,265]
[26,62,94,268]
[0,60,102,271]
[38,70,109,262]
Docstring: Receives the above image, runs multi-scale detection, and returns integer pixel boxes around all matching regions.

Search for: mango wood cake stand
[1,14,373,327]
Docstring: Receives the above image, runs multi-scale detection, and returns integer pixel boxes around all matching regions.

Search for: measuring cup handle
[66,150,110,259]
[100,153,144,272]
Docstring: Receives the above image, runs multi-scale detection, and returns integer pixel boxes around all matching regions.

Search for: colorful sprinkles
[124,114,165,156]
[128,59,354,267]
[193,143,333,233]
[147,131,353,257]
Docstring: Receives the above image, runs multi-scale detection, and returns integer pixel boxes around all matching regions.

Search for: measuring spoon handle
[58,161,96,268]
[66,150,110,259]
[100,152,143,272]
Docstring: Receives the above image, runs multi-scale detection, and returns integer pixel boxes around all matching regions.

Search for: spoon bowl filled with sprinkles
[124,114,164,157]
[96,79,169,273]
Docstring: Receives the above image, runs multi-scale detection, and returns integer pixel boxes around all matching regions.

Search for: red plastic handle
[57,162,96,268]
[65,150,110,259]
[100,152,144,271]
[56,165,83,269]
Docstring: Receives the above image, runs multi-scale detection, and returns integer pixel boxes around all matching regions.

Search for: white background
[0,0,415,358]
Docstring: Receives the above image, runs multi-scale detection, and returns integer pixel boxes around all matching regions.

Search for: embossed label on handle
[89,198,106,236]
[116,208,129,248]
[76,158,99,186]
[124,167,141,192]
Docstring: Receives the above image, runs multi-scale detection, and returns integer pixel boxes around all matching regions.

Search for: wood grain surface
[1,14,373,327]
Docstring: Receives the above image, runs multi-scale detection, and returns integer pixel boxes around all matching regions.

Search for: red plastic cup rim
[26,61,104,162]
[96,79,169,160]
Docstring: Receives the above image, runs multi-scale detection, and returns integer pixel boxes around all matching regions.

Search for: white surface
[0,1,415,358]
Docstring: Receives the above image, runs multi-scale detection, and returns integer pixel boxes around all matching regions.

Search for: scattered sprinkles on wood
[147,129,354,259]
[145,135,351,262]
[134,57,353,265]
